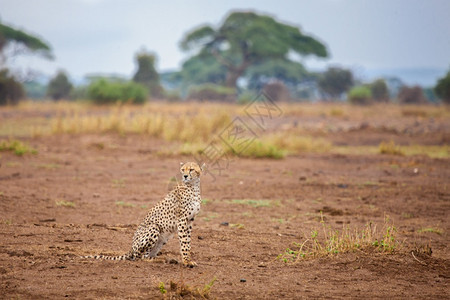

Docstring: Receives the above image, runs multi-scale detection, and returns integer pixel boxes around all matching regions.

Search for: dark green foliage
[398,85,427,104]
[180,11,328,90]
[132,51,162,97]
[370,79,389,102]
[434,70,450,104]
[348,85,372,105]
[0,22,53,59]
[187,84,235,102]
[0,69,25,105]
[179,54,227,86]
[245,59,309,91]
[87,79,148,104]
[47,71,73,100]
[318,67,354,99]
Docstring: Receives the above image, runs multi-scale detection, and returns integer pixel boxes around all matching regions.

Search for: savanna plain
[0,101,449,299]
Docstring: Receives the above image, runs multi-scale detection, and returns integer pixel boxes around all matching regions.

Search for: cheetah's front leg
[177,218,196,267]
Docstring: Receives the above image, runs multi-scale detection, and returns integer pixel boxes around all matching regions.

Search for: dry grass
[2,101,449,159]
[158,277,216,299]
[277,215,400,262]
[379,141,405,156]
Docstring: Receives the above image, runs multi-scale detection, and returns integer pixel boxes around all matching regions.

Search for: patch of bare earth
[0,131,449,298]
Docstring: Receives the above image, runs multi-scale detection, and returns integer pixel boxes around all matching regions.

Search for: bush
[434,70,450,104]
[187,84,235,102]
[348,85,372,105]
[263,81,290,101]
[47,71,73,100]
[398,85,426,104]
[87,79,148,104]
[0,69,25,105]
[370,79,389,102]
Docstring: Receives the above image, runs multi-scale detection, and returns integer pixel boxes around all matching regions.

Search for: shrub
[370,79,389,102]
[318,67,354,100]
[47,71,73,100]
[262,81,290,101]
[0,69,25,105]
[379,140,404,156]
[398,85,427,104]
[187,84,235,102]
[348,85,372,105]
[87,79,148,104]
[434,70,450,104]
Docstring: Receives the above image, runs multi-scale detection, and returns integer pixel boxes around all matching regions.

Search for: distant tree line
[1,12,450,105]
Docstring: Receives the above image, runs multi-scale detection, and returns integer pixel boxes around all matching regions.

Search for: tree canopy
[180,11,328,90]
[0,22,53,66]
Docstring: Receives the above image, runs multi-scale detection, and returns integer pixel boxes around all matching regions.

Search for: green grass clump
[417,227,443,235]
[0,139,38,156]
[229,199,277,208]
[55,200,76,208]
[115,201,135,208]
[277,216,399,263]
[379,140,405,156]
[227,139,285,159]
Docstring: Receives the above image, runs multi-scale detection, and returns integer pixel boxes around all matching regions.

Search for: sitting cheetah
[85,162,205,267]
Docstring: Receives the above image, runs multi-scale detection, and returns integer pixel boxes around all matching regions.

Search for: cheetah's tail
[82,252,136,261]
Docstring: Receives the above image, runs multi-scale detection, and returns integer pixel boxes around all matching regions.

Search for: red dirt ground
[1,116,449,298]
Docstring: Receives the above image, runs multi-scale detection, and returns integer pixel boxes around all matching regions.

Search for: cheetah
[85,162,205,267]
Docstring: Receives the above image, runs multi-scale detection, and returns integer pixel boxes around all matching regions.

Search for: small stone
[240,278,246,282]
[299,176,307,181]
[111,276,118,279]
[198,236,204,240]
[220,222,229,226]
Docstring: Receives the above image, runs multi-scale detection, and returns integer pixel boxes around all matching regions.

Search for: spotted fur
[85,162,205,267]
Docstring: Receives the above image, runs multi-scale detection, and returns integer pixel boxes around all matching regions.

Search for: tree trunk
[224,61,250,89]
[225,70,241,89]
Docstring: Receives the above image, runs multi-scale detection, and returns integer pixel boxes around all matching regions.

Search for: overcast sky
[1,0,449,85]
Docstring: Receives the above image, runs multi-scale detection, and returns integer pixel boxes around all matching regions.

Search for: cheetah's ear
[180,162,184,167]
[200,163,206,172]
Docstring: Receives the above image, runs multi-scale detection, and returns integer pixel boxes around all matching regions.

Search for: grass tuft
[55,200,76,208]
[417,227,443,235]
[229,199,278,208]
[115,201,135,208]
[159,277,216,299]
[379,140,404,156]
[277,215,399,262]
[0,139,38,156]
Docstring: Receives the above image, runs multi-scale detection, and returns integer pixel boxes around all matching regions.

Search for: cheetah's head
[180,162,205,183]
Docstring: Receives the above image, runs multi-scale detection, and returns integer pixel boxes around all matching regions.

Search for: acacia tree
[180,11,328,90]
[0,22,53,68]
[0,22,53,104]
